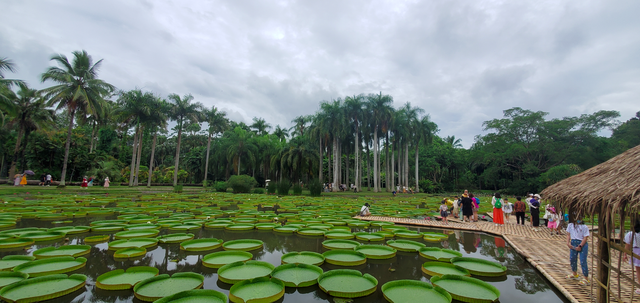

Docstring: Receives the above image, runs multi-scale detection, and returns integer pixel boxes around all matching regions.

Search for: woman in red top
[81,176,88,188]
[514,196,526,225]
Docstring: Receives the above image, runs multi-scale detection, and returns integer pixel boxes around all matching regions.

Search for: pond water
[1,217,568,303]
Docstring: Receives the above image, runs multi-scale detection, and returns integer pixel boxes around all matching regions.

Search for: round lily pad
[204,222,232,229]
[0,228,43,237]
[168,224,201,231]
[229,277,285,303]
[281,251,325,266]
[33,245,91,258]
[355,232,386,242]
[108,238,158,250]
[222,239,264,251]
[96,266,160,290]
[0,274,86,302]
[431,274,500,303]
[125,223,161,230]
[224,223,255,231]
[155,289,228,303]
[394,230,423,239]
[84,235,110,243]
[355,245,397,259]
[114,247,146,259]
[421,261,470,277]
[322,239,361,250]
[271,263,323,287]
[419,248,463,262]
[386,240,426,252]
[180,238,224,251]
[381,279,452,303]
[296,228,326,236]
[273,226,298,233]
[157,233,195,244]
[114,229,159,239]
[90,225,125,232]
[254,223,278,230]
[423,232,448,242]
[217,260,275,284]
[317,269,378,298]
[323,250,367,266]
[324,231,354,239]
[370,221,395,227]
[134,272,204,302]
[450,257,507,277]
[0,272,28,289]
[19,231,66,242]
[202,251,253,268]
[49,226,90,235]
[0,256,35,271]
[12,256,87,277]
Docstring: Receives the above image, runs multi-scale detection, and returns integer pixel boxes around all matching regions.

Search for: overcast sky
[2,0,639,147]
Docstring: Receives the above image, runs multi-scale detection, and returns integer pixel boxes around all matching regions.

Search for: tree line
[1,51,638,192]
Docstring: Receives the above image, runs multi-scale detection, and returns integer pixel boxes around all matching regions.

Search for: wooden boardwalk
[355,216,638,303]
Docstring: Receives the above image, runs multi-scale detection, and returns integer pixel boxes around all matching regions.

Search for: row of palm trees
[1,51,437,190]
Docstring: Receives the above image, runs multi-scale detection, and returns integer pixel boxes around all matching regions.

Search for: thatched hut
[542,144,640,302]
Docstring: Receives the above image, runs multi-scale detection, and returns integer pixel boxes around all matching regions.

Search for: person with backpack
[492,193,505,226]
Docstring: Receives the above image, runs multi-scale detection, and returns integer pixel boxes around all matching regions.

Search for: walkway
[355,215,638,303]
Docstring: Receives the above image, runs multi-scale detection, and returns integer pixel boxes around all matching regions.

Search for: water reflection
[0,218,568,303]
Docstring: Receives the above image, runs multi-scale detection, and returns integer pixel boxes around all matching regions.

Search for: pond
[0,216,568,303]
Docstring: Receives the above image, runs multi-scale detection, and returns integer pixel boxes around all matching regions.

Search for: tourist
[623,220,640,295]
[104,177,110,188]
[526,193,534,225]
[566,217,590,285]
[456,196,463,219]
[543,203,552,227]
[452,196,459,218]
[461,191,473,222]
[45,173,52,186]
[87,176,94,187]
[471,193,479,222]
[39,173,46,186]
[492,193,505,226]
[530,194,541,230]
[359,203,371,216]
[503,198,513,224]
[81,176,88,188]
[439,200,449,225]
[13,174,21,186]
[20,173,27,186]
[514,196,526,225]
[547,206,560,235]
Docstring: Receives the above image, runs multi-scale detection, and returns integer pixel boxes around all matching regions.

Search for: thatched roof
[541,144,640,215]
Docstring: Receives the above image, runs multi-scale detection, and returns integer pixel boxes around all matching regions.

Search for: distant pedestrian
[526,193,534,225]
[514,196,526,225]
[503,198,513,224]
[39,173,46,186]
[45,173,52,186]
[461,191,473,222]
[13,174,21,186]
[492,193,505,226]
[566,218,590,285]
[470,194,479,222]
[547,206,560,235]
[20,174,27,186]
[104,177,110,188]
[81,176,88,188]
[530,194,541,229]
[87,176,94,187]
[440,200,449,225]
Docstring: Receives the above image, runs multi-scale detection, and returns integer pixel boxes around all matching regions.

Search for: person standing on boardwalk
[514,196,527,225]
[492,193,505,226]
[526,193,534,225]
[503,198,513,224]
[566,218,590,285]
[530,194,541,229]
[461,192,473,222]
[439,200,449,225]
[547,206,560,235]
[470,193,479,222]
[623,220,640,295]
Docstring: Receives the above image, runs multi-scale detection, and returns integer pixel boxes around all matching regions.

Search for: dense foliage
[0,53,638,194]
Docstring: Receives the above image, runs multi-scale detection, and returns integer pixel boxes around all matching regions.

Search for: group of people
[81,176,110,188]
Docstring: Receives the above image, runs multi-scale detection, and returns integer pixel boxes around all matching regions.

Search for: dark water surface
[1,217,568,303]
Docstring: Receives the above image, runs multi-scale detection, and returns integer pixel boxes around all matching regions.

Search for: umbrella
[23,170,35,175]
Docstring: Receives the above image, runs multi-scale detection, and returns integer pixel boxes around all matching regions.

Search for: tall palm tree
[250,117,271,135]
[366,92,393,192]
[168,93,203,186]
[0,57,24,110]
[273,125,289,142]
[445,135,463,148]
[6,83,55,178]
[146,97,169,187]
[40,50,115,186]
[320,99,344,191]
[227,126,258,175]
[344,94,364,191]
[202,106,228,185]
[415,115,437,192]
[290,115,310,137]
[115,89,153,186]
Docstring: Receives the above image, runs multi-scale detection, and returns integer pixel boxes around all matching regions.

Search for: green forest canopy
[1,52,639,193]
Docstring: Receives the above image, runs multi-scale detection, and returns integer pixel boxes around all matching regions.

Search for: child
[503,198,513,224]
[547,207,559,235]
[439,200,449,225]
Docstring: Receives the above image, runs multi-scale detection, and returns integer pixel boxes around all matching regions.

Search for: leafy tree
[226,126,258,175]
[167,93,203,186]
[250,117,271,135]
[202,106,228,185]
[612,111,640,149]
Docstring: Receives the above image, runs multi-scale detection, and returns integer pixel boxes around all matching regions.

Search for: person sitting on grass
[439,200,449,225]
[359,203,371,216]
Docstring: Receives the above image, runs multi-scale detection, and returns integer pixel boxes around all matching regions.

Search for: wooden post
[597,204,610,303]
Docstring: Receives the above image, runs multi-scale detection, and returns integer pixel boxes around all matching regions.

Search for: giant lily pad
[0,272,28,289]
[157,233,194,244]
[386,240,425,252]
[381,279,452,303]
[96,266,159,290]
[180,238,224,251]
[83,235,110,243]
[419,248,463,262]
[430,274,500,303]
[12,256,87,277]
[0,256,35,271]
[254,223,278,230]
[281,251,325,266]
[109,238,158,250]
[323,250,367,266]
[355,232,386,242]
[134,272,204,302]
[421,262,470,277]
[49,226,90,235]
[224,223,255,231]
[114,229,159,239]
[0,274,86,303]
[168,224,201,231]
[322,239,360,250]
[296,228,326,236]
[273,226,298,233]
[33,245,91,259]
[217,260,275,284]
[229,277,284,303]
[355,245,397,259]
[271,263,323,287]
[317,269,378,298]
[202,251,252,268]
[222,239,263,251]
[324,231,354,239]
[19,231,66,242]
[450,257,507,277]
[114,247,146,259]
[155,289,228,303]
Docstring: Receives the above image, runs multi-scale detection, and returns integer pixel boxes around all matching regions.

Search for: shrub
[253,188,265,194]
[173,184,183,193]
[214,181,228,192]
[267,182,277,194]
[227,175,257,194]
[276,179,291,196]
[418,180,442,194]
[308,179,322,197]
[292,183,302,195]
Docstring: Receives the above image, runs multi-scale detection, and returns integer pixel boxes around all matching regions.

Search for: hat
[528,193,533,196]
[534,194,541,199]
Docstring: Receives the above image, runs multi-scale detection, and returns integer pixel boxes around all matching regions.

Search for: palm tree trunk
[415,144,420,193]
[8,127,24,180]
[404,143,409,190]
[129,124,139,186]
[345,149,350,189]
[173,118,183,186]
[365,143,370,191]
[354,128,359,191]
[19,130,31,172]
[134,126,144,186]
[373,125,378,192]
[332,137,338,192]
[385,132,389,191]
[397,140,402,190]
[318,137,323,182]
[391,141,395,192]
[237,154,241,175]
[89,121,96,153]
[147,131,157,187]
[59,107,76,186]
[203,132,212,186]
